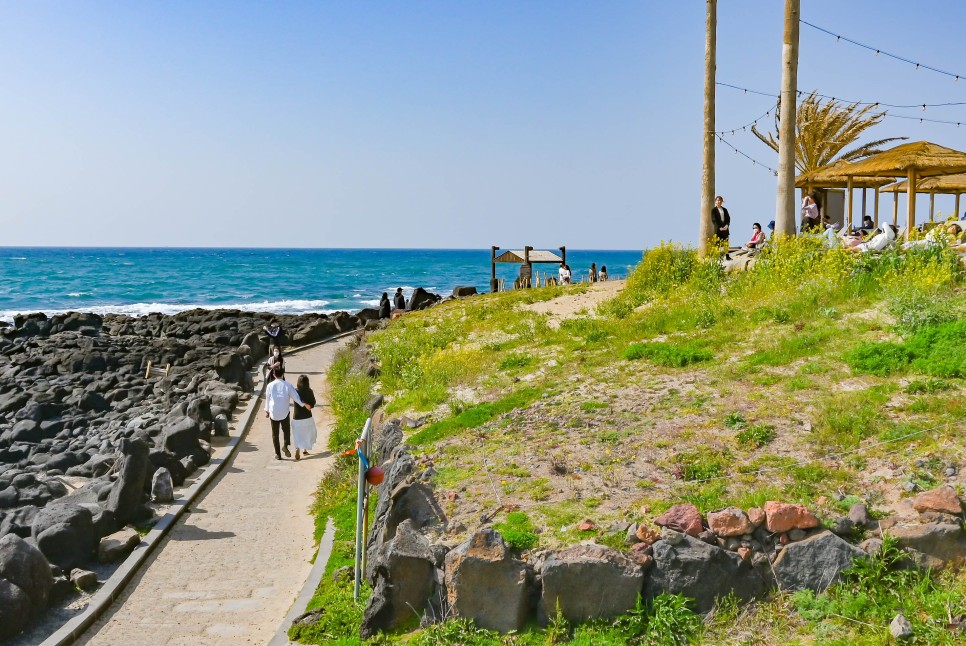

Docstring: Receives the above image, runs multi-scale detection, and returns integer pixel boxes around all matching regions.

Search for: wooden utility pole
[774,0,800,236]
[698,0,716,256]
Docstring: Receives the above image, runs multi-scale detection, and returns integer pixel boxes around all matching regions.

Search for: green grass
[624,341,713,367]
[408,388,542,444]
[736,423,776,449]
[493,512,539,551]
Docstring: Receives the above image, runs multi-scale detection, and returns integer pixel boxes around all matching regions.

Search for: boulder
[763,501,819,533]
[105,438,150,526]
[913,486,962,515]
[240,331,267,358]
[772,530,866,592]
[453,286,478,298]
[213,414,229,437]
[31,504,96,570]
[707,507,754,537]
[360,520,437,638]
[537,544,644,624]
[98,528,141,562]
[152,468,175,503]
[654,504,703,537]
[886,522,966,569]
[161,416,201,458]
[0,534,52,636]
[10,419,43,443]
[70,568,98,591]
[644,531,769,613]
[409,288,442,312]
[444,529,531,633]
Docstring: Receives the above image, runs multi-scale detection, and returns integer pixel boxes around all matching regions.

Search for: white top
[801,198,819,220]
[858,225,897,253]
[264,378,304,421]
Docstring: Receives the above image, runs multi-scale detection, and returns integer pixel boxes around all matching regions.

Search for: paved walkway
[80,338,349,646]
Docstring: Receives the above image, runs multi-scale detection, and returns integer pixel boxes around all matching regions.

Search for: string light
[712,100,780,136]
[717,81,966,110]
[715,134,778,176]
[802,20,964,82]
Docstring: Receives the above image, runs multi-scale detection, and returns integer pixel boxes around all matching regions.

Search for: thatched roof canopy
[837,141,966,178]
[493,249,562,264]
[880,172,966,194]
[796,160,893,189]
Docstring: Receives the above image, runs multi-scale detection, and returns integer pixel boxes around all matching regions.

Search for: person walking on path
[264,345,285,383]
[710,195,730,242]
[393,288,406,311]
[291,375,317,460]
[264,368,310,460]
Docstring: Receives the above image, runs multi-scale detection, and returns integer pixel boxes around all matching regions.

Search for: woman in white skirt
[291,374,317,460]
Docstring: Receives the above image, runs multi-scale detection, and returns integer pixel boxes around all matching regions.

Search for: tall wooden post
[699,0,717,256]
[893,191,899,226]
[874,186,880,227]
[906,169,917,239]
[490,246,500,293]
[956,193,961,219]
[929,193,935,222]
[846,176,854,230]
[775,0,800,236]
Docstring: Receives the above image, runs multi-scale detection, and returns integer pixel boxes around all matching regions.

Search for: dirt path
[79,338,349,646]
[525,279,625,327]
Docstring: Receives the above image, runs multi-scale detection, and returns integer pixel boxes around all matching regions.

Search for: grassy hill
[295,237,966,645]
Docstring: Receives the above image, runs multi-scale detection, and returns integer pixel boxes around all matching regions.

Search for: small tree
[753,91,906,173]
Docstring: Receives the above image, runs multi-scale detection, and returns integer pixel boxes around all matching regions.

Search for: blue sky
[1,1,964,249]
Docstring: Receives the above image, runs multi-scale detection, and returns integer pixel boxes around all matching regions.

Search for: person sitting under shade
[846,224,898,253]
[902,223,964,250]
[745,223,766,249]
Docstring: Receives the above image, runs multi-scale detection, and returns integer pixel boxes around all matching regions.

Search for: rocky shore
[0,301,414,641]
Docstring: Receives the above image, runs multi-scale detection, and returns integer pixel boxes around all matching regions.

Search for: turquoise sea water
[0,248,642,321]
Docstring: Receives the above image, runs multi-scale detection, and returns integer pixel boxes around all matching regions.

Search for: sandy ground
[76,338,347,646]
[526,279,625,328]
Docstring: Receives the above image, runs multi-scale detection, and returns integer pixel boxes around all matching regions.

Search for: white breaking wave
[360,299,381,307]
[0,299,338,322]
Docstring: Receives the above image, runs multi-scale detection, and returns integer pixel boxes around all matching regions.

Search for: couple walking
[264,367,318,461]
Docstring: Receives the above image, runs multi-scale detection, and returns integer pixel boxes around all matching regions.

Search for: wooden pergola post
[861,188,867,225]
[929,193,935,222]
[906,168,917,240]
[874,185,880,227]
[846,176,854,230]
[490,246,500,293]
[956,193,962,219]
[559,246,567,267]
[893,191,899,226]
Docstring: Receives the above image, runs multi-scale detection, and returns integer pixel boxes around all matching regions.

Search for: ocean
[0,248,643,321]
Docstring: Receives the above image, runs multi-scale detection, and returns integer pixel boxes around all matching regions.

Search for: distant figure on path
[393,288,406,311]
[263,319,286,348]
[710,195,730,242]
[264,345,285,383]
[599,265,608,281]
[264,368,310,460]
[745,223,766,249]
[291,374,317,460]
[379,293,391,319]
[589,262,598,283]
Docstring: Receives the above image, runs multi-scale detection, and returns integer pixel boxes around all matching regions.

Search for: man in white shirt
[264,368,311,460]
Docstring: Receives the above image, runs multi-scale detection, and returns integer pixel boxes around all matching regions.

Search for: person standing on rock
[265,367,310,460]
[291,374,317,460]
[379,293,391,319]
[263,319,286,348]
[393,288,406,311]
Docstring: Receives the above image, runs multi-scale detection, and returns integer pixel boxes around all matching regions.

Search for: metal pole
[699,0,717,257]
[353,417,372,601]
[774,0,800,236]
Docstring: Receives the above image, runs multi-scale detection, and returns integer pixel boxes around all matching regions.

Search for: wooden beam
[846,176,854,230]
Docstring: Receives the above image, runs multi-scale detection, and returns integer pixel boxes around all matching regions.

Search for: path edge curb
[40,330,361,646]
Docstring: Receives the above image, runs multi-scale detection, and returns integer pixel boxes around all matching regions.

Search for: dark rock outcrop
[772,530,867,592]
[537,544,644,624]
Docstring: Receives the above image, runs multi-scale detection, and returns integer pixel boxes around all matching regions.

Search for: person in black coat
[710,195,730,242]
[379,293,391,319]
[393,288,406,311]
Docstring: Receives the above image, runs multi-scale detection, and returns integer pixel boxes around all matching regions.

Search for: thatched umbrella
[834,142,966,238]
[880,172,966,225]
[796,160,894,228]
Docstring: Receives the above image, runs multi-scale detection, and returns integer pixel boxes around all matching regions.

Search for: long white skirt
[291,416,317,450]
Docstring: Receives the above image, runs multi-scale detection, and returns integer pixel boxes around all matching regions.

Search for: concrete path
[79,338,349,646]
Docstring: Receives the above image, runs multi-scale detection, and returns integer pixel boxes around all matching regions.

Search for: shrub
[624,342,713,367]
[844,342,912,376]
[493,511,539,551]
[737,423,776,448]
[498,353,531,370]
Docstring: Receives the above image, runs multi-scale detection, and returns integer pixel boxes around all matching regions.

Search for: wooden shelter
[490,246,565,292]
[880,172,966,225]
[831,142,966,239]
[796,161,896,229]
